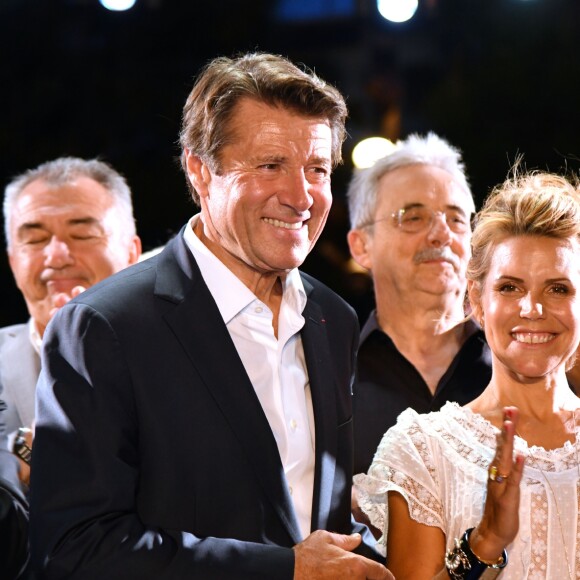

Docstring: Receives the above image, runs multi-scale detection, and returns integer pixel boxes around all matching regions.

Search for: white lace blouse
[354,402,580,579]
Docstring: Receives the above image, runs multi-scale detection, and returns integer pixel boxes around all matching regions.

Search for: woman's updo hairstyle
[467,168,580,291]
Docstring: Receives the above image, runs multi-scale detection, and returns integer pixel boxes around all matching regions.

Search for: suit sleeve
[29,303,294,580]
[345,315,385,563]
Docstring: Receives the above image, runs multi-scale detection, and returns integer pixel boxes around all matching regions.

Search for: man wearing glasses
[346,132,491,477]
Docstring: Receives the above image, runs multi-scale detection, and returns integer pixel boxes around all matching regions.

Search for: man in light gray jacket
[0,156,141,485]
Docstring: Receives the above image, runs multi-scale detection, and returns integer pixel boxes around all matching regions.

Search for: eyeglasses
[363,206,473,234]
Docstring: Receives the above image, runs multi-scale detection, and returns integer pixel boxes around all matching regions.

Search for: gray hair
[347,132,474,229]
[3,157,136,250]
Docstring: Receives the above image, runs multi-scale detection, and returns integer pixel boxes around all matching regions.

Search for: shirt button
[290,419,297,430]
[255,306,263,313]
[289,485,293,495]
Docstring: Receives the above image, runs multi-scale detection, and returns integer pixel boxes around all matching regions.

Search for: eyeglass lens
[396,207,470,233]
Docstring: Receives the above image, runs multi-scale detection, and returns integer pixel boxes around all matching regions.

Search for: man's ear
[347,228,373,271]
[185,150,212,199]
[467,279,483,323]
[127,236,142,265]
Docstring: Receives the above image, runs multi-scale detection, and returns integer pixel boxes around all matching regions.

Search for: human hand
[470,406,524,562]
[13,426,33,486]
[49,285,87,318]
[293,529,394,580]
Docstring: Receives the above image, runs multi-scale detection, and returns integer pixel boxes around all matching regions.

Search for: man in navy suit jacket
[29,53,392,579]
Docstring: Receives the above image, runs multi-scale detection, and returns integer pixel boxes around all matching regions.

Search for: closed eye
[24,236,50,246]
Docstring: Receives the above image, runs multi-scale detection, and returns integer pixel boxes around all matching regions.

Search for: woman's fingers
[475,406,524,555]
[488,406,519,488]
[506,454,525,489]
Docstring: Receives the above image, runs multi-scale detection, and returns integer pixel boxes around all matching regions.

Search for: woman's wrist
[445,528,507,579]
[467,527,505,564]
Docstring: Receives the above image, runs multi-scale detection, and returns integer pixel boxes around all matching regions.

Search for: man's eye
[72,234,98,240]
[402,214,425,224]
[23,237,49,246]
[70,227,103,240]
[449,214,467,224]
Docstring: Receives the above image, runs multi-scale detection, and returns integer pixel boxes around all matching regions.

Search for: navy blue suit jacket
[29,231,378,579]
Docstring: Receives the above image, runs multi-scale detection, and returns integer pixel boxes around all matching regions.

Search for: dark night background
[1,0,579,327]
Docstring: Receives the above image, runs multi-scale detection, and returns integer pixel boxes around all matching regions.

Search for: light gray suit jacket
[0,322,40,443]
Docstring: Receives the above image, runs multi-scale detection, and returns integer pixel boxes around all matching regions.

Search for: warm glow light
[99,0,137,11]
[377,0,418,23]
[352,137,396,169]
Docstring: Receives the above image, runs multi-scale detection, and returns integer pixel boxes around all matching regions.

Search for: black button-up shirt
[353,310,492,475]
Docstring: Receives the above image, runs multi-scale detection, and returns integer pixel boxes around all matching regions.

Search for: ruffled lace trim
[355,402,580,527]
[445,402,580,471]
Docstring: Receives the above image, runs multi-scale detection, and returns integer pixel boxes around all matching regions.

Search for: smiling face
[348,164,474,306]
[185,98,333,283]
[8,176,141,334]
[469,235,580,382]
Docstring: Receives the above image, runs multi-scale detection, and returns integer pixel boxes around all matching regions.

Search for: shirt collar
[360,308,481,344]
[360,309,381,343]
[28,317,42,354]
[183,215,306,323]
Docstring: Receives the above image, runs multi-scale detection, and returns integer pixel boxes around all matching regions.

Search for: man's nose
[279,169,314,213]
[43,236,74,268]
[426,212,452,246]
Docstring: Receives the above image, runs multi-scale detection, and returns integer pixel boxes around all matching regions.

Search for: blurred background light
[352,137,396,169]
[377,0,418,23]
[275,0,356,21]
[99,0,137,11]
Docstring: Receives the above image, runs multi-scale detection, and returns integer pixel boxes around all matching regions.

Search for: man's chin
[417,277,464,296]
[46,280,88,295]
[255,252,308,274]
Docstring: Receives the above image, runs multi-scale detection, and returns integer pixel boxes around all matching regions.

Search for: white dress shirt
[29,316,42,355]
[183,217,315,539]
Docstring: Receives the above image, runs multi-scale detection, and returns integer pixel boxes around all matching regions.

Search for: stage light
[377,0,418,23]
[352,137,396,169]
[99,0,137,11]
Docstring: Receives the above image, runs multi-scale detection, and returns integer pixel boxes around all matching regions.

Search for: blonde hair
[467,169,580,290]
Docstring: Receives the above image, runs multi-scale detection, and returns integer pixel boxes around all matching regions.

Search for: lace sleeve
[353,409,445,554]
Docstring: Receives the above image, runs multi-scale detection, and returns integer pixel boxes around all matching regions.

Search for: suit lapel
[155,236,302,544]
[300,281,338,533]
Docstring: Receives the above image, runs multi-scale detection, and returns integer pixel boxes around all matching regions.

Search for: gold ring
[488,465,509,483]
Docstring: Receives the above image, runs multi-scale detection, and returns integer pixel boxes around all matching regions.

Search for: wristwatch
[445,528,508,579]
[12,427,33,465]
